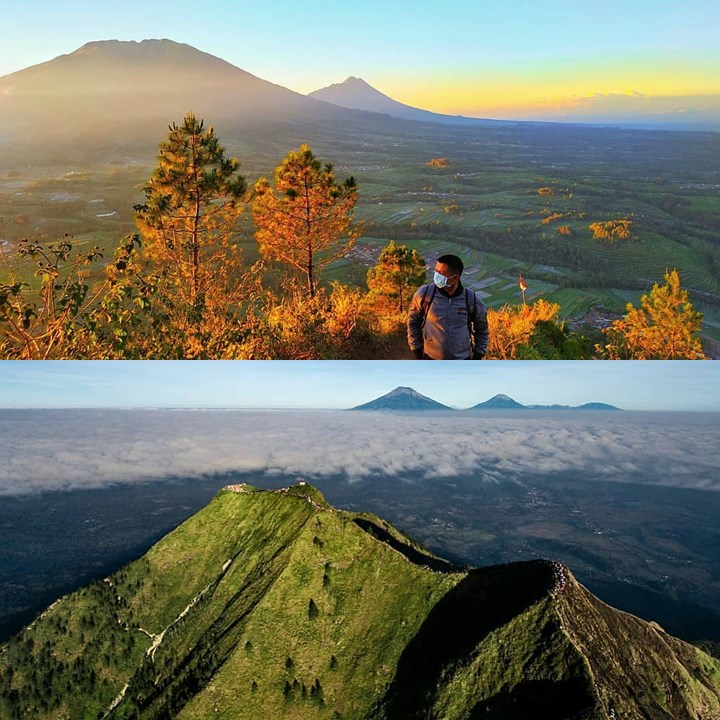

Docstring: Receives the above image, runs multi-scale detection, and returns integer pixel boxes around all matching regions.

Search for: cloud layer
[0,409,718,496]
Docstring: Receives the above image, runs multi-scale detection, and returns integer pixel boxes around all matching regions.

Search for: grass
[2,485,720,720]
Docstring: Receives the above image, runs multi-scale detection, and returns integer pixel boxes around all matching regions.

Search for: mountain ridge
[0,38,375,161]
[353,387,622,412]
[1,483,718,719]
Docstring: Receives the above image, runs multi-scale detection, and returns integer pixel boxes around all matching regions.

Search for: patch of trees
[0,113,708,360]
[589,219,633,243]
[1,114,373,360]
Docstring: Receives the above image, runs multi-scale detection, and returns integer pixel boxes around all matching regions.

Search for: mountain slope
[468,395,622,411]
[469,393,526,410]
[351,386,452,411]
[308,76,502,126]
[0,39,360,159]
[1,484,719,720]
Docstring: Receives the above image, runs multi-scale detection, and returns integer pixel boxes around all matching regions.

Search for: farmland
[2,117,719,344]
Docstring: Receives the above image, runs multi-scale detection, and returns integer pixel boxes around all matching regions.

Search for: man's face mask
[434,271,455,288]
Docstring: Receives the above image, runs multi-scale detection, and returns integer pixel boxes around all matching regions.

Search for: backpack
[419,284,476,339]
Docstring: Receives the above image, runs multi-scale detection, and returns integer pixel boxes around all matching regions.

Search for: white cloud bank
[0,409,718,496]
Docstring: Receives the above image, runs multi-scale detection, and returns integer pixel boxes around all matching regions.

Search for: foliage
[516,319,593,359]
[598,270,705,359]
[589,219,633,242]
[132,113,248,355]
[0,236,104,359]
[364,241,426,329]
[242,277,377,359]
[252,144,362,298]
[485,299,563,359]
[426,157,449,167]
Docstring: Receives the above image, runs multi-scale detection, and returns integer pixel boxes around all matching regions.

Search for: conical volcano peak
[469,394,525,410]
[352,386,451,411]
[387,386,423,396]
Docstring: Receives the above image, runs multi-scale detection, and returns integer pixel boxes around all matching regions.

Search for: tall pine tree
[133,113,247,356]
[252,144,361,298]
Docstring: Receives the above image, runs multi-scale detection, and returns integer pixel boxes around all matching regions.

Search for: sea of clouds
[0,409,718,496]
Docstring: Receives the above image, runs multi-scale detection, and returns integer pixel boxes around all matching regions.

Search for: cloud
[0,409,718,496]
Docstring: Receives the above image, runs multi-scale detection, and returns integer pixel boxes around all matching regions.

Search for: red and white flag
[519,274,527,292]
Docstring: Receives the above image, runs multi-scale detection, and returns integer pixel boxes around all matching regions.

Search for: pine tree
[252,144,362,298]
[599,270,705,359]
[366,241,426,314]
[133,113,248,356]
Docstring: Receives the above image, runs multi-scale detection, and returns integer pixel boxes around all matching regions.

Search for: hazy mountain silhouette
[309,76,504,126]
[0,39,367,160]
[469,395,622,411]
[352,390,621,412]
[469,393,525,410]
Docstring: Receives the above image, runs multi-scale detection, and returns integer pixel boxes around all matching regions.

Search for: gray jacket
[407,284,489,360]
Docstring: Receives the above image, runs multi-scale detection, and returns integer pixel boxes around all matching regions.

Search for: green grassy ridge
[2,484,720,720]
[176,501,462,719]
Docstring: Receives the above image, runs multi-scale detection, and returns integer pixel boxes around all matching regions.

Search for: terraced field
[2,118,719,344]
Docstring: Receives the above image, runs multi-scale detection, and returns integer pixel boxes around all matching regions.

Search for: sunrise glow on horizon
[1,0,718,123]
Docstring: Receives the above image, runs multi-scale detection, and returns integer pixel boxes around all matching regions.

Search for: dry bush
[486,299,561,359]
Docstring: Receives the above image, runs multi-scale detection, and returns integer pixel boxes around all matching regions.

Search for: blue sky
[1,0,718,117]
[0,361,718,411]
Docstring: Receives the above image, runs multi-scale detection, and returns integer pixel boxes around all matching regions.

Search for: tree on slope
[598,269,705,359]
[252,144,362,298]
[133,113,248,356]
[366,241,426,315]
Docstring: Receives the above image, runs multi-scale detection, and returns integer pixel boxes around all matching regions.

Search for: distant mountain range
[2,39,716,165]
[0,39,382,161]
[0,38,522,165]
[308,76,501,126]
[2,484,718,718]
[353,387,621,411]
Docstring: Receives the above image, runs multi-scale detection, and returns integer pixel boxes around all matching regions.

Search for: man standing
[407,254,489,359]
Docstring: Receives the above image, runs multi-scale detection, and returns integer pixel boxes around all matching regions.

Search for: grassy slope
[2,484,720,720]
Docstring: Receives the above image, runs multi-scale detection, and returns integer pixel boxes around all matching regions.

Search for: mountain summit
[351,386,451,411]
[1,484,718,719]
[0,39,354,159]
[309,76,501,126]
[469,393,526,410]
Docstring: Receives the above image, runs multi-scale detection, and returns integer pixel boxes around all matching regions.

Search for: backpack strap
[465,287,476,348]
[420,284,436,329]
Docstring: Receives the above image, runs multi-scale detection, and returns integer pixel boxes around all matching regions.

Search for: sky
[1,0,718,120]
[1,360,719,411]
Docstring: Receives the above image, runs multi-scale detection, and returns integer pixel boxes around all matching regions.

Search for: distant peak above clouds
[352,386,452,411]
[351,388,621,412]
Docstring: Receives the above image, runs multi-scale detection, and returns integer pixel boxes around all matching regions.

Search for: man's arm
[472,296,489,359]
[407,288,425,359]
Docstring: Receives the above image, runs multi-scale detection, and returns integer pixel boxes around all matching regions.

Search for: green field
[2,119,719,348]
